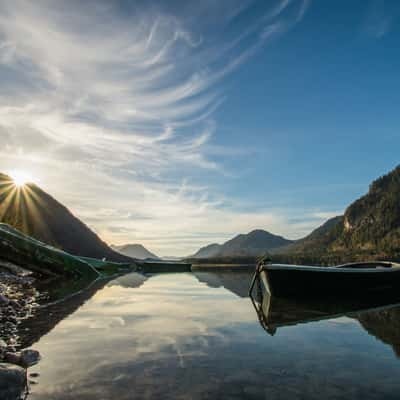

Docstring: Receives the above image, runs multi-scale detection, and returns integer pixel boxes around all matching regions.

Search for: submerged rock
[4,349,40,368]
[0,363,27,400]
[20,349,40,367]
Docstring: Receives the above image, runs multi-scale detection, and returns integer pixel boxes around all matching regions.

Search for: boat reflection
[250,270,400,357]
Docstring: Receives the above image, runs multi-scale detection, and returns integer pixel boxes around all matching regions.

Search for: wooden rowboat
[249,270,400,336]
[250,261,400,297]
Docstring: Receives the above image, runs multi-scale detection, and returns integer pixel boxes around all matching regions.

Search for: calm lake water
[26,271,400,400]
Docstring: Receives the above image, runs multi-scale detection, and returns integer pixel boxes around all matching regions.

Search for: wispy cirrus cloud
[0,0,314,255]
[362,0,397,38]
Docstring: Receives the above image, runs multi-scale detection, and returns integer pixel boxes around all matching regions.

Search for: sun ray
[21,185,54,243]
[8,170,36,188]
[0,175,52,243]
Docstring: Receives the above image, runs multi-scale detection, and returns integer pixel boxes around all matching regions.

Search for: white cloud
[0,0,315,255]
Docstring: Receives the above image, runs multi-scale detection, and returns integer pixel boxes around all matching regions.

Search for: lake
[25,271,400,399]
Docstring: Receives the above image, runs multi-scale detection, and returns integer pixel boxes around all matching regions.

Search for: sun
[9,170,35,187]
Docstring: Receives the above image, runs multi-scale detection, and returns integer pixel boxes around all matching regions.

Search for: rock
[4,349,40,368]
[9,300,21,309]
[5,322,15,330]
[0,339,6,358]
[0,363,27,400]
[0,294,10,305]
[4,352,21,365]
[19,349,40,368]
[5,308,16,316]
[7,316,17,324]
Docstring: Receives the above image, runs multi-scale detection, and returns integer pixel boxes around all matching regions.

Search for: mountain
[191,243,222,259]
[275,216,344,255]
[218,229,293,257]
[191,230,293,259]
[111,244,159,260]
[277,165,400,263]
[190,165,400,264]
[334,165,400,254]
[0,173,132,263]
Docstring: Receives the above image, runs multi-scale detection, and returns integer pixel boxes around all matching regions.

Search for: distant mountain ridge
[2,164,399,266]
[111,244,159,260]
[275,216,344,255]
[191,229,293,258]
[191,165,400,263]
[276,165,400,263]
[0,173,132,263]
[192,243,222,258]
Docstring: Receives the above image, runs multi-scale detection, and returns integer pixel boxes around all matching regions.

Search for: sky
[0,0,399,256]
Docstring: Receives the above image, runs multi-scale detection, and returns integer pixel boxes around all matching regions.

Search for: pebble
[0,294,9,305]
[0,270,41,353]
[0,269,42,397]
[0,362,27,400]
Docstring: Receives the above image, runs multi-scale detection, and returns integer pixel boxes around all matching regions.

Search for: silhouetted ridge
[0,173,132,262]
[112,243,159,260]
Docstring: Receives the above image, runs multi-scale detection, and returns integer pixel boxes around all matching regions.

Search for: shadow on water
[19,272,148,349]
[21,269,251,351]
[21,270,251,352]
[250,269,400,358]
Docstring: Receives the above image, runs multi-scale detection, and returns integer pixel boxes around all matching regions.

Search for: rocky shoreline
[0,266,42,400]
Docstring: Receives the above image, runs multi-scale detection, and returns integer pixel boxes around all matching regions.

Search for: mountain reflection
[250,270,400,358]
[358,307,400,357]
[107,272,148,289]
[25,272,400,399]
[193,271,253,298]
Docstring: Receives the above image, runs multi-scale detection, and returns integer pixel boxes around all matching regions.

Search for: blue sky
[0,0,399,256]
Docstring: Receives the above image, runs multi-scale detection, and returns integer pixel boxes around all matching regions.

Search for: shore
[0,264,42,400]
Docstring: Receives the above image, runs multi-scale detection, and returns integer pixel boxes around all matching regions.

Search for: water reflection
[358,307,400,357]
[250,269,400,358]
[28,273,257,400]
[108,272,148,289]
[19,277,112,349]
[193,271,253,298]
[22,271,247,351]
[23,272,400,399]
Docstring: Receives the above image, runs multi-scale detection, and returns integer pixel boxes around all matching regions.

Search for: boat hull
[250,272,400,335]
[263,264,400,297]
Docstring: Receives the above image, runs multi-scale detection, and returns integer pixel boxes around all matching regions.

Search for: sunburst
[8,170,35,187]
